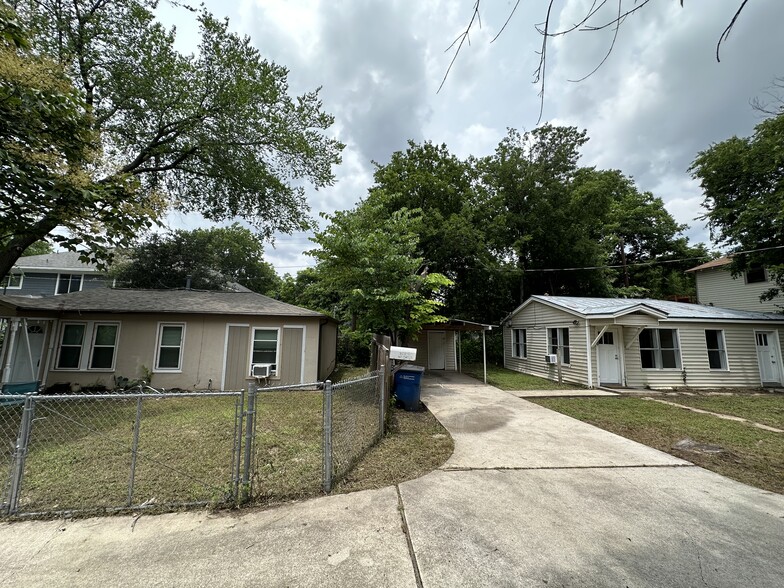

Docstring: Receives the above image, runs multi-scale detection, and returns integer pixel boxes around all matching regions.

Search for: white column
[1,318,20,383]
[482,329,487,384]
[585,319,593,388]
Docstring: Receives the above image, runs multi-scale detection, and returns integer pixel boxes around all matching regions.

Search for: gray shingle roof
[532,296,783,321]
[14,251,100,272]
[0,289,327,318]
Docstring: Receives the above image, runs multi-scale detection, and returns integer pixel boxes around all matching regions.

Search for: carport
[407,319,494,383]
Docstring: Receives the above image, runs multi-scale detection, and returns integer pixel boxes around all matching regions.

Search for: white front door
[428,331,446,370]
[755,331,783,385]
[597,330,620,385]
[10,321,48,382]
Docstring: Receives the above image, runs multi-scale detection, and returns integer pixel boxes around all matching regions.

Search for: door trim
[597,328,621,385]
[754,329,783,386]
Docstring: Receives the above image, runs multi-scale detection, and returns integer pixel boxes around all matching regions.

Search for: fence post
[241,382,257,502]
[378,364,386,437]
[126,397,143,507]
[322,380,333,493]
[8,394,35,514]
[231,388,245,502]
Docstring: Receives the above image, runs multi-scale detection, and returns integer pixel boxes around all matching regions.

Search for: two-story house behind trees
[686,257,780,313]
[0,251,109,297]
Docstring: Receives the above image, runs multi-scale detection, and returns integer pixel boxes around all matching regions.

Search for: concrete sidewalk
[1,372,783,587]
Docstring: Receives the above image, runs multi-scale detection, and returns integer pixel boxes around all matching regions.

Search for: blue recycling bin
[394,365,425,411]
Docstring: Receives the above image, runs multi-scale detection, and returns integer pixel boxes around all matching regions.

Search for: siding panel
[504,302,588,387]
[696,268,779,312]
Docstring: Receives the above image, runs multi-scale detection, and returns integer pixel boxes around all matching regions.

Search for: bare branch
[438,0,481,94]
[716,0,751,62]
[568,0,623,83]
[490,0,521,44]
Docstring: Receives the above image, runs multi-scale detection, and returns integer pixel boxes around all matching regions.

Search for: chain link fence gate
[2,349,391,517]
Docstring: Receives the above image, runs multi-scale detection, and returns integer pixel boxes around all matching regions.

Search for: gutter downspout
[585,319,593,388]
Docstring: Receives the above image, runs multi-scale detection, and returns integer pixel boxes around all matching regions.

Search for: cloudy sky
[157,0,784,275]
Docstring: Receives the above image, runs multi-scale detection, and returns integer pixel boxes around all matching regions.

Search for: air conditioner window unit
[544,354,558,364]
[251,363,276,378]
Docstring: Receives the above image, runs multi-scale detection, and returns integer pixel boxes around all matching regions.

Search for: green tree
[112,224,281,294]
[368,141,512,323]
[481,125,612,300]
[691,112,784,302]
[584,169,706,299]
[1,0,342,278]
[307,198,452,345]
[0,1,154,274]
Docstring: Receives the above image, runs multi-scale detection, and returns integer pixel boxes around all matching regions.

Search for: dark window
[57,324,86,369]
[90,324,118,369]
[1,273,23,289]
[252,329,278,365]
[57,274,83,294]
[548,327,570,364]
[705,329,727,370]
[157,325,184,370]
[512,329,527,358]
[639,328,681,369]
[745,267,766,284]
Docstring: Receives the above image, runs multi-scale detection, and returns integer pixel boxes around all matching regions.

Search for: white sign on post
[389,346,417,361]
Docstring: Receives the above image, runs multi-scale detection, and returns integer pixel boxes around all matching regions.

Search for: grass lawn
[329,364,372,382]
[335,405,453,493]
[2,383,453,516]
[530,396,784,494]
[661,393,784,430]
[462,363,580,390]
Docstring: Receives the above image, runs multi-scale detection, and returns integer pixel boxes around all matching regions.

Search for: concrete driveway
[1,373,783,587]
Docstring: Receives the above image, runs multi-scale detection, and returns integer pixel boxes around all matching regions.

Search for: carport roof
[0,288,328,318]
[512,295,784,322]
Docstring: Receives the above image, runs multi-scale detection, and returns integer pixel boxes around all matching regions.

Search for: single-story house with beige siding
[503,296,784,390]
[0,289,337,391]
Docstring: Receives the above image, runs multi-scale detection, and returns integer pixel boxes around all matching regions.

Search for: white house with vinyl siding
[686,257,781,313]
[503,296,784,390]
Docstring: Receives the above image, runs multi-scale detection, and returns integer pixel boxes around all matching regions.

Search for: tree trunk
[0,220,59,280]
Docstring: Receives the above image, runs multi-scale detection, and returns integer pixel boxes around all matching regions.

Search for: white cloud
[156,0,784,273]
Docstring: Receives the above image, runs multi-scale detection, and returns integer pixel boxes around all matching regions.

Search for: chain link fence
[325,372,383,490]
[2,367,387,517]
[1,390,244,517]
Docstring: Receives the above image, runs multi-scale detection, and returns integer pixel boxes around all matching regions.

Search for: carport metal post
[482,329,487,384]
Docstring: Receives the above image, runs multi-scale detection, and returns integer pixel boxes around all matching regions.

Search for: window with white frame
[548,327,570,364]
[705,329,728,370]
[0,273,23,289]
[512,328,527,358]
[639,328,681,369]
[57,323,87,369]
[252,329,279,373]
[156,324,184,371]
[57,273,83,294]
[89,323,119,370]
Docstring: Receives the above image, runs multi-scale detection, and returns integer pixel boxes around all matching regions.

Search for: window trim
[88,322,121,371]
[1,272,23,290]
[154,322,186,373]
[250,326,281,378]
[547,327,571,366]
[512,328,527,359]
[704,329,729,371]
[55,322,88,371]
[55,273,84,295]
[639,328,682,370]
